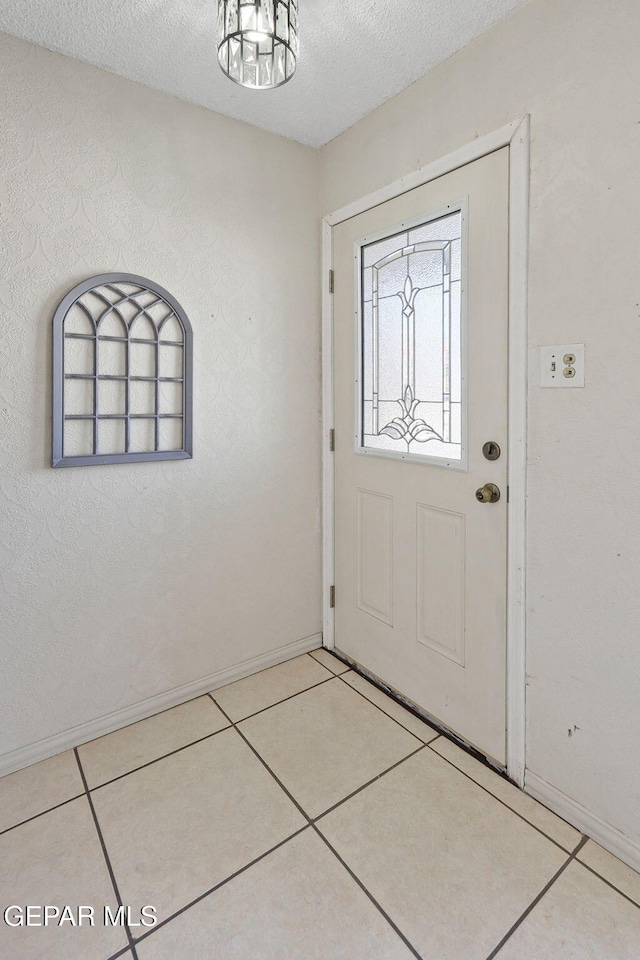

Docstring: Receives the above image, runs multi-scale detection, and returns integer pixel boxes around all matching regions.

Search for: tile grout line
[337,656,522,782]
[10,661,634,954]
[483,835,590,960]
[1,667,430,842]
[314,744,426,821]
[0,721,238,836]
[73,748,140,960]
[0,653,331,818]
[334,657,444,732]
[133,824,311,946]
[210,693,427,826]
[336,670,440,743]
[6,681,637,912]
[338,668,586,859]
[334,667,578,858]
[223,669,337,725]
[208,695,319,822]
[67,671,637,956]
[6,661,337,819]
[205,693,427,960]
[0,791,86,838]
[87,723,233,792]
[308,649,351,675]
[310,825,424,960]
[104,945,135,960]
[132,691,321,946]
[0,655,415,839]
[572,857,640,912]
[90,655,336,790]
[0,663,408,837]
[92,669,336,792]
[315,648,352,670]
[424,739,579,855]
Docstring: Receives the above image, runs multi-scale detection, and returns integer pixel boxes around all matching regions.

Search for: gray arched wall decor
[52,273,193,467]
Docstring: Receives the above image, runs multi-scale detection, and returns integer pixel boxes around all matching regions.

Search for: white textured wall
[0,34,321,760]
[322,0,640,849]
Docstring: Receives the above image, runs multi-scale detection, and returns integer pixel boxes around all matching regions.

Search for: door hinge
[329,585,335,608]
[329,428,335,452]
[507,485,510,503]
[329,269,334,293]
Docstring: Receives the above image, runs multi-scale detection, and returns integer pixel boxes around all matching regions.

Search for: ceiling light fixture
[217,1,299,90]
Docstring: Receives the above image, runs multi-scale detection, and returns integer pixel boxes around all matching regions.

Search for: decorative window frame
[52,273,193,468]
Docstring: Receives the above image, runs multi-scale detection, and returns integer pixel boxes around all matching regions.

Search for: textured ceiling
[0,0,530,146]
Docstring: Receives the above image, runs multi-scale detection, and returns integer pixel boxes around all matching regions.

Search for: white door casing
[321,118,529,785]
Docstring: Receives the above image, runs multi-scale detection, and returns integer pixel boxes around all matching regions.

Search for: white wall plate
[540,344,585,388]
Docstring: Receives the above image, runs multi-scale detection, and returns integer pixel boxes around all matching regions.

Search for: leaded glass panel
[359,209,463,463]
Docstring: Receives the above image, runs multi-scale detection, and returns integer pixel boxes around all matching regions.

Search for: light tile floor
[1,650,639,959]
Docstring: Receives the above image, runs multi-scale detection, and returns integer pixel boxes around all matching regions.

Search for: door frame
[322,116,530,786]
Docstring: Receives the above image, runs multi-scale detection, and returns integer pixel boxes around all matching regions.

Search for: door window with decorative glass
[357,204,465,465]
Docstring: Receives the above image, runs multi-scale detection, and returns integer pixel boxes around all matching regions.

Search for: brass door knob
[475,483,501,504]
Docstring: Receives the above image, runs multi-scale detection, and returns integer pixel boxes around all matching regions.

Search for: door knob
[475,483,501,504]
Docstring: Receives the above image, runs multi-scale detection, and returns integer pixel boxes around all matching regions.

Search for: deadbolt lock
[475,483,501,504]
[482,441,501,461]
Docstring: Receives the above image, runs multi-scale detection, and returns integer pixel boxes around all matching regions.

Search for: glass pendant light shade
[217,1,299,89]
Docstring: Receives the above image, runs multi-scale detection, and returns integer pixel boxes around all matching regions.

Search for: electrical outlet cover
[540,343,585,388]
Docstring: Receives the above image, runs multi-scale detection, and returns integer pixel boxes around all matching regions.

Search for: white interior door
[333,147,509,766]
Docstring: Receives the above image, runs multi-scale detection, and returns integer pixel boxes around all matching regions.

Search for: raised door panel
[357,488,393,626]
[416,503,465,666]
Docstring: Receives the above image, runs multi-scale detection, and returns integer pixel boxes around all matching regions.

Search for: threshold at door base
[328,647,513,786]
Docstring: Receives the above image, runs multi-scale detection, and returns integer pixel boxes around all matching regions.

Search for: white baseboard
[525,770,640,874]
[0,632,322,779]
